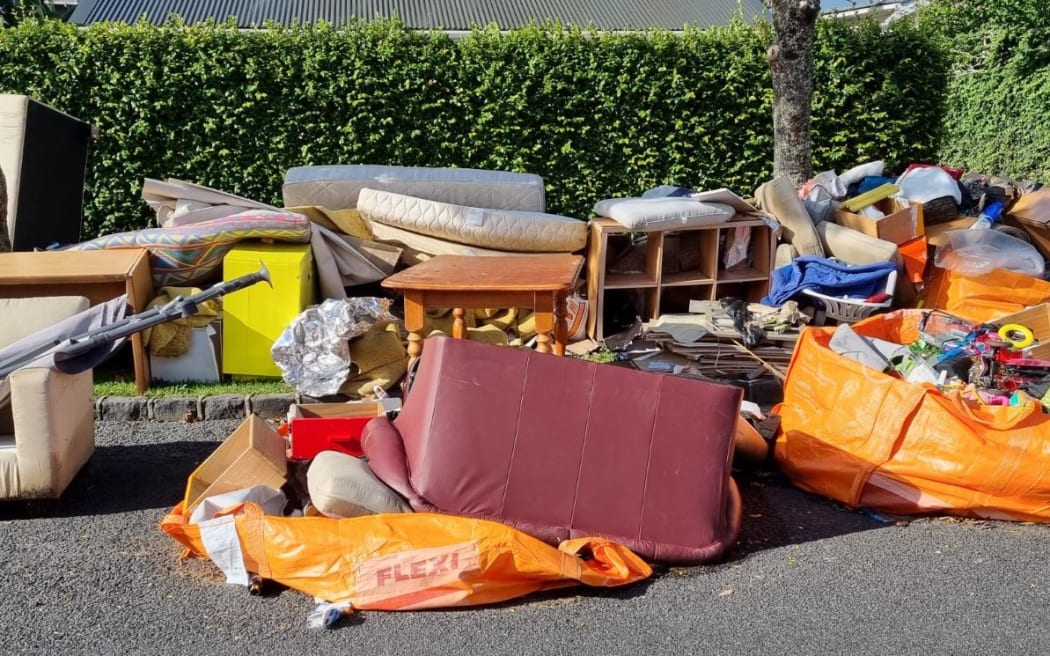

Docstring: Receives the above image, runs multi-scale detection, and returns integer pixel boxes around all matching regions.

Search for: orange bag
[922,266,1050,322]
[775,309,1050,522]
[162,503,651,610]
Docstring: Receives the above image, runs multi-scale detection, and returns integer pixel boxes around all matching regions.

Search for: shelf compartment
[661,271,717,287]
[716,281,770,304]
[604,272,659,289]
[659,284,716,314]
[717,266,770,283]
[717,224,773,279]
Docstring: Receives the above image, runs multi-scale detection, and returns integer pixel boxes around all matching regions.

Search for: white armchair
[0,296,95,499]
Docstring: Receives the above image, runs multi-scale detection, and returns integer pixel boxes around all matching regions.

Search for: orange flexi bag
[923,266,1050,323]
[162,504,652,610]
[775,309,1050,522]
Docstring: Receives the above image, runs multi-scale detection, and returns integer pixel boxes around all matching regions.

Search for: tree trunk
[0,165,10,252]
[767,0,820,187]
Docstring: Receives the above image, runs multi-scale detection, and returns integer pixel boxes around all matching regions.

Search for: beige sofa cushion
[755,177,825,258]
[0,296,89,349]
[307,450,412,518]
[816,221,899,265]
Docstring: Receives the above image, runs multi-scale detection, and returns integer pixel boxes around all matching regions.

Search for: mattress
[370,220,518,264]
[358,188,587,253]
[283,164,546,212]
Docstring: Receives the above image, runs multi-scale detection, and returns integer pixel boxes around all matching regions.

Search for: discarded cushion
[755,176,825,258]
[816,220,899,266]
[306,450,412,518]
[592,197,735,230]
[361,335,743,564]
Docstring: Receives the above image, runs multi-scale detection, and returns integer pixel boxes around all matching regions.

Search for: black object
[721,297,765,348]
[0,95,93,251]
[0,263,271,380]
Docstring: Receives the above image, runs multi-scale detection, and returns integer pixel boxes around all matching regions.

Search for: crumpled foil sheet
[271,297,397,397]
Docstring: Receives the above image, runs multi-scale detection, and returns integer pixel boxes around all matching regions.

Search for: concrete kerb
[94,393,299,421]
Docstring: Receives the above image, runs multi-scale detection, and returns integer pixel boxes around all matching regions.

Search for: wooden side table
[0,249,155,392]
[381,254,584,364]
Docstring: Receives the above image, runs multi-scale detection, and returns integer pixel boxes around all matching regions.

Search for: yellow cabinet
[222,241,314,377]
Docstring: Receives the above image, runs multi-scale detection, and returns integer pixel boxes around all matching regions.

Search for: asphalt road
[2,418,1049,656]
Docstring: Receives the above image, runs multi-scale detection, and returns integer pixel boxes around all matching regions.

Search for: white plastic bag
[933,229,1045,277]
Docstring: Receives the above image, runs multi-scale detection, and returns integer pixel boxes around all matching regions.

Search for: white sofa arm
[8,366,94,497]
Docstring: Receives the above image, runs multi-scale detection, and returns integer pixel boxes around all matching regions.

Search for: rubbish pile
[5,99,1050,623]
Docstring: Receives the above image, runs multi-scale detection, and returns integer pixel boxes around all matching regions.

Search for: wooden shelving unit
[585,216,777,341]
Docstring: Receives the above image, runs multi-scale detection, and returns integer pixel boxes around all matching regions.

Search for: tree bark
[767,0,820,187]
[0,165,10,252]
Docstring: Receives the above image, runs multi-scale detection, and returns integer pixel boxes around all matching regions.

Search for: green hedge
[919,0,1050,181]
[0,17,945,239]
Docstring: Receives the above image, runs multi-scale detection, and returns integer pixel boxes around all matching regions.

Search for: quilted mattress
[357,188,587,253]
[282,164,546,211]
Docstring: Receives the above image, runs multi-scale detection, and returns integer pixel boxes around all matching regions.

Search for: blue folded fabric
[761,256,898,306]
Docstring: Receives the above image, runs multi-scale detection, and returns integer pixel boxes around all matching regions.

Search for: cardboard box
[150,325,220,383]
[923,216,975,248]
[183,415,288,512]
[992,304,1050,361]
[287,399,401,461]
[836,199,924,245]
[1008,189,1050,259]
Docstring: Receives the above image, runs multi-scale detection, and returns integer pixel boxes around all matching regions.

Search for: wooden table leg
[533,292,554,354]
[132,333,150,394]
[452,307,467,339]
[554,290,569,356]
[403,291,426,367]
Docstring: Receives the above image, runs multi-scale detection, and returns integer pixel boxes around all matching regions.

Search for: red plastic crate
[286,400,401,461]
[288,416,371,460]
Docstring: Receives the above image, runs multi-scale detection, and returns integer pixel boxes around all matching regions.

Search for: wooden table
[0,249,155,392]
[381,254,584,363]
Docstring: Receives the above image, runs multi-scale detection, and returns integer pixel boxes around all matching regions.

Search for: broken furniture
[381,253,584,363]
[0,296,94,499]
[222,241,315,378]
[0,94,92,251]
[362,334,743,564]
[586,216,776,341]
[0,249,153,392]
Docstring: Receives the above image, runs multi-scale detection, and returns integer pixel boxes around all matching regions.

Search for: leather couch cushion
[362,335,743,564]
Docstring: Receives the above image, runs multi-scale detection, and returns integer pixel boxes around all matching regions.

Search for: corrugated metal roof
[69,0,767,30]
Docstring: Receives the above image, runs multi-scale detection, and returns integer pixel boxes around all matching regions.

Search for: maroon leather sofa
[362,335,743,564]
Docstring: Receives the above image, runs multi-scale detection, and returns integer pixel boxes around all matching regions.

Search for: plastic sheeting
[162,503,652,610]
